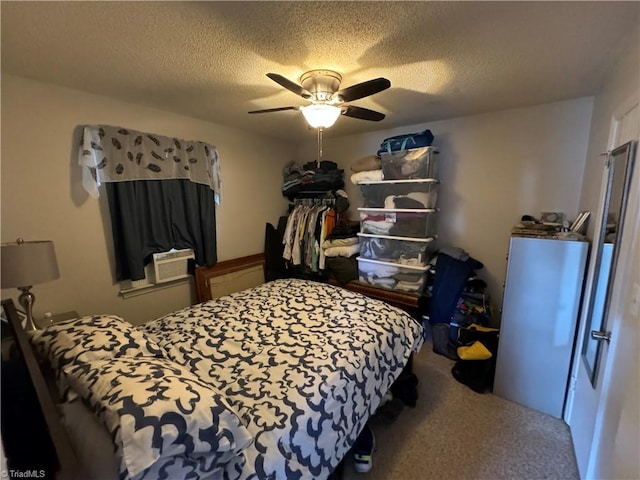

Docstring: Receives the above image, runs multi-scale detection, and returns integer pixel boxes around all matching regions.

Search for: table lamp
[1,238,60,330]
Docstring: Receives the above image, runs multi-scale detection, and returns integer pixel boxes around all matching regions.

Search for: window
[79,125,221,282]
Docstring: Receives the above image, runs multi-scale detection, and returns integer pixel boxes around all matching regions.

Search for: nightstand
[36,310,79,329]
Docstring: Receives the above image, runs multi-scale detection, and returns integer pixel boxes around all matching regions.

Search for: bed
[3,270,423,480]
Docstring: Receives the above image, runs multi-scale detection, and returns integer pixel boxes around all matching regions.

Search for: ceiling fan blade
[248,106,300,114]
[342,105,386,121]
[335,77,391,102]
[266,73,312,99]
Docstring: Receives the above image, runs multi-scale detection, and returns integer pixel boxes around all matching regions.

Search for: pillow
[63,356,253,479]
[29,315,164,398]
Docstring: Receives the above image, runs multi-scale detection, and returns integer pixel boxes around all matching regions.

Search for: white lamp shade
[1,240,60,288]
[301,104,342,129]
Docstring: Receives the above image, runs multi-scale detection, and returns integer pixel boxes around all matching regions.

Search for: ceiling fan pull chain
[317,127,324,167]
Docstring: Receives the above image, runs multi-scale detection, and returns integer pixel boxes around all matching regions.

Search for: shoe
[352,425,375,473]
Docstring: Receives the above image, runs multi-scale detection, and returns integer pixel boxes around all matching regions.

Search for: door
[565,102,639,479]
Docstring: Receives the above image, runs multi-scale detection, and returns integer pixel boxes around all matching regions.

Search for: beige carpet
[342,344,580,480]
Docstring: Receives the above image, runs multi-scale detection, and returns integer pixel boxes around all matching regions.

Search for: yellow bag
[457,341,493,361]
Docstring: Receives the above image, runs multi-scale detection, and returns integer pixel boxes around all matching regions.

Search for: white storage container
[358,233,435,267]
[358,179,439,209]
[380,146,439,180]
[357,257,428,293]
[358,208,438,238]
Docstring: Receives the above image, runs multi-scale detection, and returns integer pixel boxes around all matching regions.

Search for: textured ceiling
[2,1,638,142]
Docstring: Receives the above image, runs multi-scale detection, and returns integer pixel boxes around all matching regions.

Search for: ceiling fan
[248,70,391,128]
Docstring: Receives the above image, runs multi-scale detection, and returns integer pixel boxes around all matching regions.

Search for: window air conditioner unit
[149,248,195,284]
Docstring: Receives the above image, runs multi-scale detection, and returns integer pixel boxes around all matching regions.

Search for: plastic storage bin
[358,208,438,238]
[357,257,428,293]
[358,233,435,267]
[358,179,439,209]
[380,146,439,180]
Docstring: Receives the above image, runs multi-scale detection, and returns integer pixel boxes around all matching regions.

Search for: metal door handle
[591,330,611,343]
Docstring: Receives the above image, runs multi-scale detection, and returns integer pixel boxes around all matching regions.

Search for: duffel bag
[377,129,434,155]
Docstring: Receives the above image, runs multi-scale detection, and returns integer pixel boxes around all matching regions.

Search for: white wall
[300,98,594,317]
[579,26,640,229]
[0,76,599,325]
[1,74,293,325]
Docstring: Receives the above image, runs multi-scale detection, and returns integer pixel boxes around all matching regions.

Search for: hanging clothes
[282,200,336,272]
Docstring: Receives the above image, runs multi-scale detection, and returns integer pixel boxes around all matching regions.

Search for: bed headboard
[195,253,265,303]
[1,299,85,480]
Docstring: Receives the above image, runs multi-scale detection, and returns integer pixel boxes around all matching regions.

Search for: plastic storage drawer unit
[358,179,439,209]
[380,146,439,180]
[357,257,428,293]
[358,233,435,267]
[358,208,438,238]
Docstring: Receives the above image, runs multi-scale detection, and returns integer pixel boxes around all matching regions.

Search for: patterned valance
[78,125,221,204]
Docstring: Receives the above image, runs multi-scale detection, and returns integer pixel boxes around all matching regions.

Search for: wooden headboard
[195,253,265,303]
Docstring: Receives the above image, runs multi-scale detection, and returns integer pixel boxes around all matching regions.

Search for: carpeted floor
[341,344,580,480]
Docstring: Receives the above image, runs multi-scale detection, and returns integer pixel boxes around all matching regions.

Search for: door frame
[565,93,639,478]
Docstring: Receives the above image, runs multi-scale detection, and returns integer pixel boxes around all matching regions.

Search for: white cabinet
[493,236,588,418]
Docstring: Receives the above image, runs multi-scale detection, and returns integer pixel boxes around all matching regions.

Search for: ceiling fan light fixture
[301,104,342,129]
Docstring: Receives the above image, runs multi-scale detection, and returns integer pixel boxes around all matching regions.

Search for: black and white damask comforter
[141,278,423,480]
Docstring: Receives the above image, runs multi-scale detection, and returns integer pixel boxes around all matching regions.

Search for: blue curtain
[106,179,217,281]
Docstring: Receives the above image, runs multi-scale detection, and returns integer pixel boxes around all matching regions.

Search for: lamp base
[17,286,38,331]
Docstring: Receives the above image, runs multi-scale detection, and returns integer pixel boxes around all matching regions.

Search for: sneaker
[352,425,375,473]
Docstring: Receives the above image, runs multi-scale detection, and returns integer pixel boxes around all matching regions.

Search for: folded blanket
[364,277,398,289]
[357,261,399,278]
[396,281,423,292]
[322,236,359,248]
[363,220,392,235]
[384,195,427,209]
[324,243,360,258]
[351,170,384,184]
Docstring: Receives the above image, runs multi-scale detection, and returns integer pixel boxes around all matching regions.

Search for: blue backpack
[377,129,434,155]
